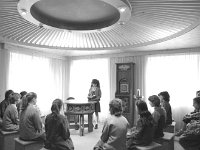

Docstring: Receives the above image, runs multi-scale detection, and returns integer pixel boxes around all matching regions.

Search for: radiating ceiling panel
[0,0,200,50]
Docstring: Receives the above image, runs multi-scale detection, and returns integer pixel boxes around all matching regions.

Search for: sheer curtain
[145,52,200,130]
[7,51,68,115]
[0,48,10,101]
[69,58,110,122]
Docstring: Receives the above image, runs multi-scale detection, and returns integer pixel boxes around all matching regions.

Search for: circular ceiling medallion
[17,0,132,31]
[1,0,200,51]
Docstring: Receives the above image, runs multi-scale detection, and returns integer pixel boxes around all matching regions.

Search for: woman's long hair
[91,79,100,88]
[21,92,37,111]
[136,100,154,127]
[51,99,63,120]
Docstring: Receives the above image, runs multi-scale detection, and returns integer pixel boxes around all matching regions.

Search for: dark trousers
[179,134,200,149]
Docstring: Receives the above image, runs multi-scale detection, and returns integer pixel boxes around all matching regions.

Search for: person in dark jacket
[148,95,166,138]
[45,99,74,150]
[127,100,155,150]
[158,91,172,126]
[0,90,14,119]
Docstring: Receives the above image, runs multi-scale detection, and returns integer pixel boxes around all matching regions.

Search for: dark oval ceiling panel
[0,0,200,50]
[30,0,120,30]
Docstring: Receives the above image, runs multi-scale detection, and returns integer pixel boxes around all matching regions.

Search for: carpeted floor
[70,124,103,150]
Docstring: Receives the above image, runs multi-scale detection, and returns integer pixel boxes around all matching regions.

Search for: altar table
[64,101,96,136]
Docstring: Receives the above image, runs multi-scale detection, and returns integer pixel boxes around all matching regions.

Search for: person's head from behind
[20,91,27,99]
[26,92,37,105]
[9,93,21,104]
[158,91,170,103]
[136,100,148,115]
[51,99,63,114]
[21,92,37,111]
[91,79,100,88]
[148,95,160,107]
[5,90,14,100]
[196,90,200,97]
[193,96,200,111]
[109,98,123,117]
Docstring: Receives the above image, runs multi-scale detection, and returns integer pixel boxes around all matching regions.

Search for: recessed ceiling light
[119,7,126,12]
[118,21,125,25]
[20,8,27,15]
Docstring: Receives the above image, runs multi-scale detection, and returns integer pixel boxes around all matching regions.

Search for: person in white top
[94,98,129,150]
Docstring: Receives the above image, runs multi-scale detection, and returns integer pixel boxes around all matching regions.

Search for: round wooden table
[64,101,96,136]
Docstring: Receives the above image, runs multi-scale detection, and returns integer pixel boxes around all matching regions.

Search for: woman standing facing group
[88,79,102,129]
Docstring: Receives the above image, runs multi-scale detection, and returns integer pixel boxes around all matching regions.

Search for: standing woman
[88,79,101,129]
[19,92,45,141]
[45,99,74,150]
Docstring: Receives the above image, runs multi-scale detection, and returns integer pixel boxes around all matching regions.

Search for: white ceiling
[0,0,200,56]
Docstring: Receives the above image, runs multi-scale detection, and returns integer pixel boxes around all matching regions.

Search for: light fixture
[20,8,27,15]
[119,7,126,12]
[17,0,132,32]
[118,21,125,25]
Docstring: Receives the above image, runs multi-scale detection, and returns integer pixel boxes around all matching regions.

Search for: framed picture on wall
[120,83,129,93]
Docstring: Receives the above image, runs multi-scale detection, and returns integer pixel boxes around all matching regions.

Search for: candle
[137,89,140,97]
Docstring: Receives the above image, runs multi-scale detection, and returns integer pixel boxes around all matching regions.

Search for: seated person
[158,91,173,126]
[16,91,27,113]
[19,92,45,141]
[0,90,14,119]
[44,99,74,150]
[176,91,200,136]
[148,95,166,138]
[2,93,20,131]
[126,100,154,150]
[94,98,129,150]
[179,96,200,149]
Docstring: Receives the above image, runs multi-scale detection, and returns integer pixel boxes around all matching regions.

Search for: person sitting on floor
[126,100,154,149]
[148,95,166,138]
[94,98,129,150]
[44,99,74,150]
[2,93,21,131]
[19,92,45,141]
[179,96,200,149]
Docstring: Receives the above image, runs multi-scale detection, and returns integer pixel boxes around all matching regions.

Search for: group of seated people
[0,89,200,150]
[94,91,200,150]
[0,90,74,150]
